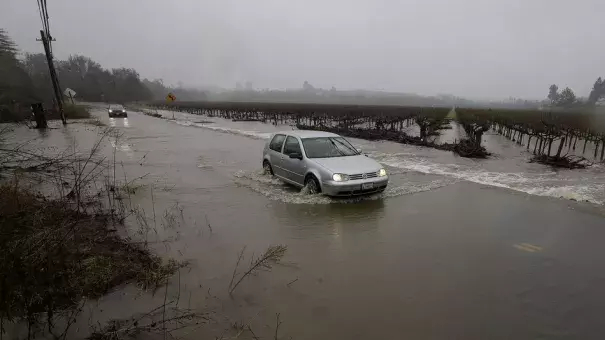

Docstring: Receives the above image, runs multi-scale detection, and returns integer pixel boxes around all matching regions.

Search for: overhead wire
[36,0,47,34]
[36,0,52,53]
[43,0,50,36]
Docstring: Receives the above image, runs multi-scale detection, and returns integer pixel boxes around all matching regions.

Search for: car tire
[263,160,274,175]
[304,175,321,194]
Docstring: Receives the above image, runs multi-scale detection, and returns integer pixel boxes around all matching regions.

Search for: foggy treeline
[547,82,605,109]
[2,27,605,114]
[205,84,539,109]
[0,28,536,112]
[1,28,204,110]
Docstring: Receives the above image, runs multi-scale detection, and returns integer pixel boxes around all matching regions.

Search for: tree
[57,55,111,102]
[0,29,39,108]
[302,81,315,91]
[557,87,577,107]
[142,78,167,99]
[21,53,53,102]
[0,28,18,57]
[587,77,604,106]
[547,84,559,105]
[2,29,192,110]
[52,55,152,103]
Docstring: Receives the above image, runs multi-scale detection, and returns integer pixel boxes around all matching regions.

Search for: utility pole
[39,30,66,125]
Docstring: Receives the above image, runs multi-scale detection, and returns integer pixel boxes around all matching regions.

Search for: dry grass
[144,112,163,118]
[87,298,210,340]
[84,118,107,127]
[63,104,92,119]
[126,105,163,119]
[228,245,287,295]
[0,127,186,339]
[0,184,183,337]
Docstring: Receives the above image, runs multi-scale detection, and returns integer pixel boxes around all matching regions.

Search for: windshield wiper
[327,138,346,157]
[332,138,358,155]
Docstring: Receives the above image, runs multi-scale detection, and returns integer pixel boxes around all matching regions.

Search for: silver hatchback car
[262,131,388,196]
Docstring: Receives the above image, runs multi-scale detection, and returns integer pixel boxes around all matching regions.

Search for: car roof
[273,130,340,139]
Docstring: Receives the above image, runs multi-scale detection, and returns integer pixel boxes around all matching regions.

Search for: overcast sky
[2,0,603,99]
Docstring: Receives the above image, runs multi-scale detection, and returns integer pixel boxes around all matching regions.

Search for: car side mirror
[356,148,363,154]
[289,152,303,160]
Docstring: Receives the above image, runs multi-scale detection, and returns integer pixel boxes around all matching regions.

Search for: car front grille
[337,184,387,196]
[349,171,378,180]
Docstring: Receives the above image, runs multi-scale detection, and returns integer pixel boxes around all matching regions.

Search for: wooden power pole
[39,30,66,125]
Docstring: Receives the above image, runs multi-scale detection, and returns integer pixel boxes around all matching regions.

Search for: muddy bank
[0,124,184,339]
[0,185,180,311]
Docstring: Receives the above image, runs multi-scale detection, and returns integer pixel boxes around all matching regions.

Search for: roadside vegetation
[1,28,205,121]
[0,127,186,339]
[0,183,182,337]
[0,103,91,123]
[0,125,290,339]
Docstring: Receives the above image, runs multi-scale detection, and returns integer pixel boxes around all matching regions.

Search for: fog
[2,0,603,99]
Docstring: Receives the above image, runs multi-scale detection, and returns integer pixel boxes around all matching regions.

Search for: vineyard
[457,108,604,168]
[148,101,605,168]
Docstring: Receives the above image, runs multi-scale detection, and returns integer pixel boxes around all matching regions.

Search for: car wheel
[304,175,321,194]
[263,161,274,175]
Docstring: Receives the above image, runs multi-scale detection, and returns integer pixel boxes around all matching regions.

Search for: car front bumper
[321,176,388,196]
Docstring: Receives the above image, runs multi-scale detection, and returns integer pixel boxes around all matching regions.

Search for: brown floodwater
[4,105,605,340]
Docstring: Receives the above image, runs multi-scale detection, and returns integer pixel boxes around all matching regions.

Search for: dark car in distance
[108,104,127,117]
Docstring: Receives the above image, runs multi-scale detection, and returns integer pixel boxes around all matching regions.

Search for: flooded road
[5,106,605,339]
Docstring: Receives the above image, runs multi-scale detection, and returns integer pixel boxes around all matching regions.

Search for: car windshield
[301,137,359,158]
[110,105,124,110]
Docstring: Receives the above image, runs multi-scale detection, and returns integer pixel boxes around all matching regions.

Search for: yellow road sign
[166,93,176,102]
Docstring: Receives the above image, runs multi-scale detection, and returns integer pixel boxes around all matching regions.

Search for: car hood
[312,155,382,174]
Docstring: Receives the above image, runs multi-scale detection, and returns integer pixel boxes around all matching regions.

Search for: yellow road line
[520,243,543,251]
[513,243,542,253]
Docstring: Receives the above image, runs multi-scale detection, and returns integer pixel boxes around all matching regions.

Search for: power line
[43,0,50,36]
[35,0,66,125]
[36,0,47,34]
[36,0,52,52]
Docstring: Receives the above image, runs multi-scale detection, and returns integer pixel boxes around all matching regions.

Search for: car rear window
[269,134,286,152]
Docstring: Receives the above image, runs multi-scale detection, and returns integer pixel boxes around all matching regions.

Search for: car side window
[269,134,286,152]
[283,136,301,156]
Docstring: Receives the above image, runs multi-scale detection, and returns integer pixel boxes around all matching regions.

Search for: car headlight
[108,110,112,112]
[332,173,349,182]
[378,168,387,177]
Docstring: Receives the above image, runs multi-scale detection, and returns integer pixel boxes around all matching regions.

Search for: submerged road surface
[6,106,605,339]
